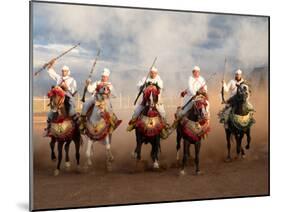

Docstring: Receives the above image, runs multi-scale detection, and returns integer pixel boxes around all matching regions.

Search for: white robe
[133,75,166,119]
[47,68,77,94]
[223,78,244,97]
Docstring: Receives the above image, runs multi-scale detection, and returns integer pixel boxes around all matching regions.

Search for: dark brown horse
[175,94,210,175]
[133,84,165,169]
[47,86,82,176]
[223,83,255,161]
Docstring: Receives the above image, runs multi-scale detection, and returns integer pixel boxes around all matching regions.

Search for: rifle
[133,57,158,105]
[221,57,227,104]
[181,72,217,110]
[80,49,101,102]
[34,42,81,76]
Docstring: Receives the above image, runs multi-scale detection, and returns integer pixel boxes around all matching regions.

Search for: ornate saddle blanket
[85,112,121,141]
[180,117,210,142]
[229,112,255,131]
[49,117,75,141]
[136,115,164,137]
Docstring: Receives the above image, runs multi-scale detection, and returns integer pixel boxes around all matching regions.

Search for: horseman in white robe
[126,66,168,132]
[80,68,121,131]
[219,69,254,128]
[173,66,210,127]
[44,59,78,136]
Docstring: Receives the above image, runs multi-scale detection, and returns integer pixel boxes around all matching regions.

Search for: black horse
[133,84,165,169]
[175,94,210,175]
[47,86,82,176]
[223,83,254,161]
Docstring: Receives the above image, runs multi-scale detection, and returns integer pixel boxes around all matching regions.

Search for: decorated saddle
[180,117,210,142]
[49,117,75,141]
[135,109,165,137]
[229,111,255,131]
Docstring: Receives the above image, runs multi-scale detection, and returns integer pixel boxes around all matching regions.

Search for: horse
[47,86,82,176]
[175,94,210,175]
[83,87,122,172]
[222,82,255,161]
[133,84,166,169]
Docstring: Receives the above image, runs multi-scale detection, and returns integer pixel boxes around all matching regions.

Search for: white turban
[235,69,242,75]
[62,65,70,75]
[150,66,158,73]
[193,65,200,72]
[102,68,110,77]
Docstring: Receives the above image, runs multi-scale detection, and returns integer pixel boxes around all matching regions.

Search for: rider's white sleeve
[47,68,60,83]
[87,81,97,94]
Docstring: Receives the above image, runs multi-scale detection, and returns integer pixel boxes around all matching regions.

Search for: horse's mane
[64,96,71,116]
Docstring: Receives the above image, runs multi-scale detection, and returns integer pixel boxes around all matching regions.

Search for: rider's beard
[235,76,242,81]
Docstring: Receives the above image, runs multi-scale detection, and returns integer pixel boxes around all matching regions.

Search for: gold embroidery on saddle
[50,119,75,139]
[231,112,254,129]
[136,115,164,137]
[180,117,210,140]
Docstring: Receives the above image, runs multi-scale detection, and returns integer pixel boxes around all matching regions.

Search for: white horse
[84,100,115,171]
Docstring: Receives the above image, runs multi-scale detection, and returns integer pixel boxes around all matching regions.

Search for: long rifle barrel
[34,42,81,76]
[80,49,101,102]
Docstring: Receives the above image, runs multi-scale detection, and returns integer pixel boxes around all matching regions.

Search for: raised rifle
[34,42,81,76]
[80,49,101,102]
[221,57,227,104]
[133,57,158,105]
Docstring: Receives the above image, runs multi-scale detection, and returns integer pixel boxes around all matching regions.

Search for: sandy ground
[32,90,269,210]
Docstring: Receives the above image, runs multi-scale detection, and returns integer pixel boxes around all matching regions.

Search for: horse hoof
[195,170,202,175]
[153,161,159,169]
[76,165,81,173]
[179,170,185,176]
[53,169,60,176]
[224,157,232,163]
[241,154,246,159]
[65,162,71,169]
[131,152,137,159]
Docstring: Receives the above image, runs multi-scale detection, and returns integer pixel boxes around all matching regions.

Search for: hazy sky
[32,2,268,96]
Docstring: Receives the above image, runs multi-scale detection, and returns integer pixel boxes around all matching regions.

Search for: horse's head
[142,84,160,107]
[47,86,65,112]
[236,82,250,102]
[192,95,209,121]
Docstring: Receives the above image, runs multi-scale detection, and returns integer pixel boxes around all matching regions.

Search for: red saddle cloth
[136,109,164,137]
[180,118,210,142]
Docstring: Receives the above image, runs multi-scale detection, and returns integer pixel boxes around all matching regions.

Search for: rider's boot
[126,117,137,132]
[71,113,79,126]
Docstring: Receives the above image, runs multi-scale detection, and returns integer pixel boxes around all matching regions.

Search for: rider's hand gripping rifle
[133,57,158,105]
[34,43,81,77]
[80,49,101,102]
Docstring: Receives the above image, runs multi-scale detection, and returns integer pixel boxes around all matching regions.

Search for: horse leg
[64,141,71,169]
[235,133,242,158]
[225,129,232,162]
[54,141,64,176]
[74,136,81,167]
[195,141,201,175]
[240,133,246,158]
[50,138,56,161]
[245,128,251,150]
[180,140,189,175]
[151,136,160,169]
[85,139,93,167]
[135,133,142,161]
[176,129,181,162]
[105,136,113,171]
